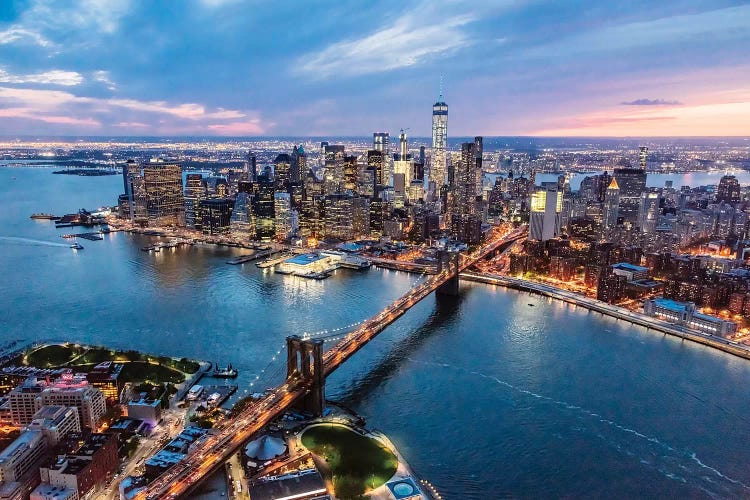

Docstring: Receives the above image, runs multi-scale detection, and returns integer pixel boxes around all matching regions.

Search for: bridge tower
[286,335,325,417]
[436,250,460,296]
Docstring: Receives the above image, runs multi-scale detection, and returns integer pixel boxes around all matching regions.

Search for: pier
[226,248,277,265]
[61,232,104,241]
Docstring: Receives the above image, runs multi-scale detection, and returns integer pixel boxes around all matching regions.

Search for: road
[461,271,750,361]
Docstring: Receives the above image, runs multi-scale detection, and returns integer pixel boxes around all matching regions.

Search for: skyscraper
[613,167,647,223]
[393,129,412,188]
[373,133,389,155]
[638,188,662,233]
[529,183,563,241]
[717,175,741,203]
[602,178,620,231]
[474,136,483,196]
[142,161,185,227]
[246,151,257,182]
[431,92,448,188]
[367,149,385,186]
[184,173,206,230]
[639,146,648,170]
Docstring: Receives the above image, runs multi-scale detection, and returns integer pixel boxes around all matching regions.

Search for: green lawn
[24,344,83,367]
[301,424,398,499]
[119,362,185,384]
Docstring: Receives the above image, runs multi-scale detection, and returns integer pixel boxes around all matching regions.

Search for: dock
[141,239,193,252]
[61,232,104,241]
[226,248,276,265]
[256,252,295,268]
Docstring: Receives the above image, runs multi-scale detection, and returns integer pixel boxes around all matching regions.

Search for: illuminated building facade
[601,178,620,230]
[184,174,206,230]
[717,175,741,203]
[431,94,448,188]
[199,198,232,235]
[613,167,647,223]
[142,162,184,227]
[529,184,563,241]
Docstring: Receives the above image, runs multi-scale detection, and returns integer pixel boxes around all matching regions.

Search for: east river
[2,167,750,498]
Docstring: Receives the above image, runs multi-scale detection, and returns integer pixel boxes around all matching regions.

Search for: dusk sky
[0,0,748,137]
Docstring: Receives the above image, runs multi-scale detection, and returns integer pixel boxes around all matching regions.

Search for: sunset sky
[0,0,748,137]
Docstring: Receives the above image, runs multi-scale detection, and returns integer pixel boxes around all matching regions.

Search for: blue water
[2,167,750,498]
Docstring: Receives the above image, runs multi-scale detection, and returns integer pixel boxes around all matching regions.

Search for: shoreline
[461,271,750,362]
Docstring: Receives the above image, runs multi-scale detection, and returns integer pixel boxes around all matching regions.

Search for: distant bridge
[139,225,527,499]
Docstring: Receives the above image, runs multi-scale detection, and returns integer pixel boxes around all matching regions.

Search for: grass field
[301,424,398,499]
[17,343,189,384]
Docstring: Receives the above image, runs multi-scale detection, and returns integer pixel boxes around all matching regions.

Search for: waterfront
[3,168,750,498]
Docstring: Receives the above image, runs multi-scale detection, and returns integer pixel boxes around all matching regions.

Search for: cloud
[0,86,266,134]
[295,9,477,79]
[0,68,83,86]
[93,71,117,90]
[0,28,53,47]
[621,98,682,106]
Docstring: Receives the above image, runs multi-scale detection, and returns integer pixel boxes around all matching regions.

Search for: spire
[439,75,444,101]
[608,178,620,190]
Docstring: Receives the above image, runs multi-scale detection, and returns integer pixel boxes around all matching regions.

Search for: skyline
[0,1,748,137]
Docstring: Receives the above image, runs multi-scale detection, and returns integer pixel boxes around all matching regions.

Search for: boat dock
[61,232,104,241]
[197,384,238,407]
[226,248,277,265]
[256,252,295,268]
[141,239,193,252]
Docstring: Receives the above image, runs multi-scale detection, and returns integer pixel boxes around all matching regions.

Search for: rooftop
[612,262,649,272]
[285,253,327,266]
[0,430,43,464]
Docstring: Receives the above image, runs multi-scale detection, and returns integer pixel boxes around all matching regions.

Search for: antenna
[439,75,444,100]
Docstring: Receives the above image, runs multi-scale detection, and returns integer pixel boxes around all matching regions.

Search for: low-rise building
[39,433,117,499]
[0,430,48,497]
[30,484,77,500]
[126,399,161,428]
[85,362,122,403]
[643,298,738,338]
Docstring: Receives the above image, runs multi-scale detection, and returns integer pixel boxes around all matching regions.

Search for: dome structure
[244,435,287,461]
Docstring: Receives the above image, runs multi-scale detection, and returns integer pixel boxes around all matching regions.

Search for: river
[2,167,750,498]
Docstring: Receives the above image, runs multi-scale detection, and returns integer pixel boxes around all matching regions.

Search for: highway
[461,272,750,361]
[135,225,527,499]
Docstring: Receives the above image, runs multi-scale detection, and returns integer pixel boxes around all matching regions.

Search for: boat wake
[0,236,69,248]
[408,357,750,497]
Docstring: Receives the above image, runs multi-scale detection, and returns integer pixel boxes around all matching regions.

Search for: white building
[26,406,80,447]
[529,184,562,241]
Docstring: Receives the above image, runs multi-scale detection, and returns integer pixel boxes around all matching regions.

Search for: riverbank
[461,271,750,362]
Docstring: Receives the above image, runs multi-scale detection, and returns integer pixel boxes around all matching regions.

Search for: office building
[254,181,276,240]
[638,146,648,169]
[393,130,412,188]
[85,362,122,403]
[290,145,305,184]
[273,153,292,188]
[638,189,662,233]
[274,192,294,241]
[613,167,647,223]
[38,375,106,430]
[0,430,48,498]
[323,144,345,195]
[126,399,161,428]
[38,433,117,499]
[717,175,741,203]
[529,184,562,241]
[644,298,737,338]
[142,161,184,227]
[431,93,448,188]
[367,150,386,187]
[373,133,389,156]
[230,191,255,241]
[27,406,80,447]
[324,195,354,241]
[184,174,206,230]
[602,178,620,230]
[199,198,233,235]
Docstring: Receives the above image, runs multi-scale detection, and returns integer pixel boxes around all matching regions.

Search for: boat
[528,303,535,307]
[207,392,222,406]
[70,242,84,250]
[186,385,204,401]
[212,363,238,378]
[30,213,58,220]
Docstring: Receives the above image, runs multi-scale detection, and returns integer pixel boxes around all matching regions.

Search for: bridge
[138,225,527,499]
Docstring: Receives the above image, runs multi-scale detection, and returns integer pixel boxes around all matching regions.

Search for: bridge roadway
[138,226,527,499]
